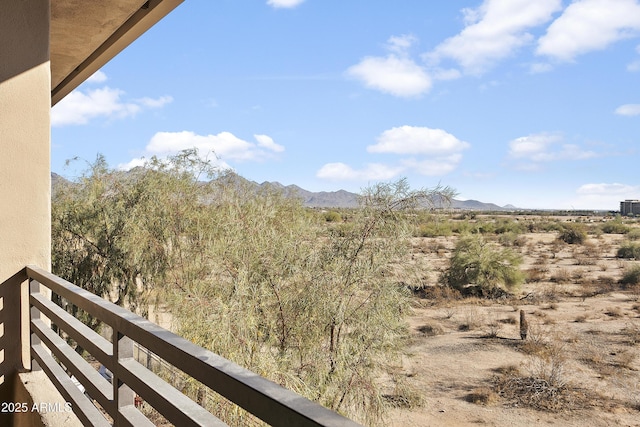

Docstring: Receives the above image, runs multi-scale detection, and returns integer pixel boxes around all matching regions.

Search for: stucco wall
[0,0,52,282]
[0,0,52,415]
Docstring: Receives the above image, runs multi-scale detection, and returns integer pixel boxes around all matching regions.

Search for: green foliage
[494,218,526,235]
[323,210,342,222]
[52,151,221,320]
[528,220,564,233]
[415,221,452,237]
[498,231,526,247]
[440,234,524,294]
[52,153,455,425]
[617,242,640,259]
[557,223,587,245]
[52,156,149,326]
[619,264,640,286]
[601,219,630,234]
[627,228,640,241]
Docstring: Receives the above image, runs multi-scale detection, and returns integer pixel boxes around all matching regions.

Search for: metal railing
[25,266,361,426]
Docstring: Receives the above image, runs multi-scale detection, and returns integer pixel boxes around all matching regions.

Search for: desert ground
[385,219,640,427]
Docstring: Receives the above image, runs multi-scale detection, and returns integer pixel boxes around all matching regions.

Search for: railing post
[114,330,135,424]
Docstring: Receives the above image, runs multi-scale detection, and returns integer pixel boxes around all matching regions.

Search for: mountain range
[255,180,515,210]
[51,172,516,211]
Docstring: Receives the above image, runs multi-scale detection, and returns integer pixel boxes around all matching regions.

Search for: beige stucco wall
[0,1,55,423]
[0,0,52,283]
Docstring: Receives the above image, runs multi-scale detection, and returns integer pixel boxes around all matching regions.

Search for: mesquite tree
[52,150,454,425]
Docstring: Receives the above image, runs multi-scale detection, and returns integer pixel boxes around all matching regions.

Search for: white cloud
[368,125,469,155]
[386,34,418,54]
[317,125,468,182]
[254,134,285,152]
[346,56,431,97]
[137,96,174,108]
[52,87,138,126]
[316,162,403,181]
[577,182,640,195]
[508,133,563,158]
[567,182,640,210]
[615,103,640,115]
[347,35,432,97]
[508,132,597,163]
[537,0,640,61]
[52,86,172,127]
[430,0,561,74]
[400,155,464,176]
[145,131,284,161]
[117,157,148,171]
[267,0,304,8]
[86,70,107,83]
[118,131,285,170]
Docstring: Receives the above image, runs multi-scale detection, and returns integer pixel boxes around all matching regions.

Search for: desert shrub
[483,313,503,338]
[533,220,564,233]
[617,242,640,259]
[622,322,640,345]
[601,220,630,234]
[475,220,496,234]
[415,285,461,302]
[440,234,524,295]
[53,152,456,425]
[558,223,587,245]
[550,269,571,284]
[417,322,444,336]
[495,334,584,412]
[466,387,499,405]
[571,268,586,282]
[620,264,640,287]
[597,275,616,287]
[494,218,526,234]
[416,221,452,237]
[525,267,547,283]
[627,228,640,240]
[383,374,425,409]
[458,306,484,331]
[450,220,473,234]
[498,231,526,247]
[576,241,601,259]
[323,210,342,222]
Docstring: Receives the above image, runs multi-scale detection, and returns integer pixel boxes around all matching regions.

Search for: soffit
[50,0,183,106]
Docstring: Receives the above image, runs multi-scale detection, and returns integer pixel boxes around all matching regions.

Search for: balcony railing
[22,265,361,426]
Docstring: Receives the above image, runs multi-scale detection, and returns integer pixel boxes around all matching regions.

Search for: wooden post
[519,310,528,340]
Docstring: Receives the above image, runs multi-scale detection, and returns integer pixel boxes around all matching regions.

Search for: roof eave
[51,0,184,106]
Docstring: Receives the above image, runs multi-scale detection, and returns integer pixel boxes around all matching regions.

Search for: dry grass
[390,220,640,426]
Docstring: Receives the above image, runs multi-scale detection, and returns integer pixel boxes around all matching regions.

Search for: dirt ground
[385,225,640,427]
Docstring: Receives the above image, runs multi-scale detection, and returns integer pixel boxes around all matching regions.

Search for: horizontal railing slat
[118,358,228,427]
[26,265,362,427]
[26,266,137,335]
[31,318,114,414]
[30,291,113,367]
[117,405,156,427]
[32,343,111,427]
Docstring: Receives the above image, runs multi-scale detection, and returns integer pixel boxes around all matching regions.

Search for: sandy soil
[385,226,640,427]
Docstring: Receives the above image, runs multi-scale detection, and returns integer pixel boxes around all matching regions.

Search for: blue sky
[52,0,640,210]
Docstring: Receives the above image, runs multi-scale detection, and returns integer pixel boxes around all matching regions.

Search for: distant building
[620,199,640,216]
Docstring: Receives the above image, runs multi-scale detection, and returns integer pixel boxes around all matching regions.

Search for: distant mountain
[258,181,359,208]
[51,172,515,210]
[451,199,510,211]
[234,178,515,210]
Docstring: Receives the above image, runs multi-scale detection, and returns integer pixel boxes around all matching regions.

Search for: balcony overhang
[51,0,183,106]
